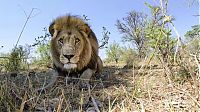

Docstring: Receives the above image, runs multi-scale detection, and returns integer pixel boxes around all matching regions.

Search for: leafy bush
[105,42,122,63]
[1,45,30,72]
[120,47,137,67]
[185,25,200,54]
[31,28,52,68]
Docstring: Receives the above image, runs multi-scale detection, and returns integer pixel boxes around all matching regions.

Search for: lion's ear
[49,22,55,37]
[83,24,91,35]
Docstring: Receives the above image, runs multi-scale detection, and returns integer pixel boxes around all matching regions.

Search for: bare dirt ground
[0,65,199,112]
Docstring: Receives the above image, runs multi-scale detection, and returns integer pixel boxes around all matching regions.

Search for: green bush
[120,47,137,67]
[31,28,52,68]
[2,46,29,72]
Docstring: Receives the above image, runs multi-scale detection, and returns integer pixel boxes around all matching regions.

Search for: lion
[39,15,103,90]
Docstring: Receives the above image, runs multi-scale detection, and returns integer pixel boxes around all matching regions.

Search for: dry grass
[0,54,199,112]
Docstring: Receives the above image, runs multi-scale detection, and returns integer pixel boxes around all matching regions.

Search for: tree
[185,25,200,54]
[105,42,122,63]
[116,11,148,58]
[185,25,200,40]
[145,4,176,64]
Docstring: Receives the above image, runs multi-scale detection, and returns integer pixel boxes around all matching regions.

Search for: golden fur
[49,15,102,78]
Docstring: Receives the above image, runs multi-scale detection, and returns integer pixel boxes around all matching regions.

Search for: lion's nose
[63,54,74,60]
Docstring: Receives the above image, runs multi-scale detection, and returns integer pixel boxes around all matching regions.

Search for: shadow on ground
[0,65,130,111]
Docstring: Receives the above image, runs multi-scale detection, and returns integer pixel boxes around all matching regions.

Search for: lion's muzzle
[61,46,78,70]
[63,54,74,60]
[63,63,77,70]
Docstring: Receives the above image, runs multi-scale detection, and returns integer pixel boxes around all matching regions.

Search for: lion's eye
[75,38,80,44]
[58,38,64,45]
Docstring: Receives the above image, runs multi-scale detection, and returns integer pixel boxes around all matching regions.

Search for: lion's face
[55,30,86,70]
[49,15,100,72]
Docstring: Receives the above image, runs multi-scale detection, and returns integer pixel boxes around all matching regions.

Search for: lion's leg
[79,68,95,89]
[97,56,103,73]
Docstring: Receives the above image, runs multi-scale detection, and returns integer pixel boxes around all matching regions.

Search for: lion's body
[47,15,102,87]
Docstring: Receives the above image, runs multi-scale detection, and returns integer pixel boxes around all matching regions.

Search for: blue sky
[0,0,199,59]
